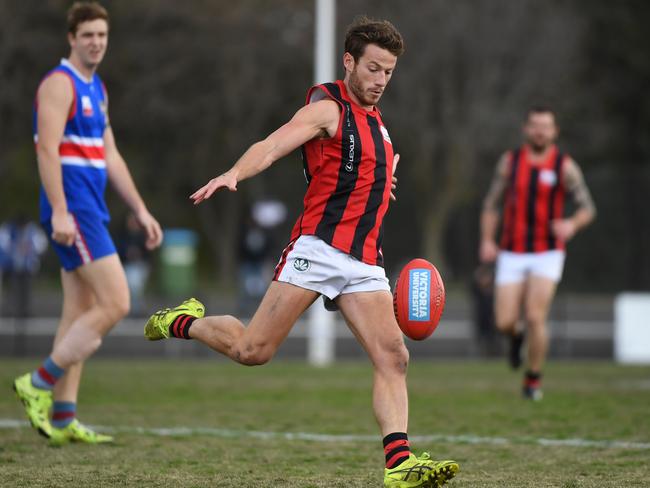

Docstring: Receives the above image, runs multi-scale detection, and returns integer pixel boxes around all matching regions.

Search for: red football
[393,258,445,340]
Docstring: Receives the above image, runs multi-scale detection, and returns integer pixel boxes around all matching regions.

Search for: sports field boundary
[2,418,648,450]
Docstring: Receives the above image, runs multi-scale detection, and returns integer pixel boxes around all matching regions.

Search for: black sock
[169,314,196,339]
[509,331,525,369]
[383,432,411,469]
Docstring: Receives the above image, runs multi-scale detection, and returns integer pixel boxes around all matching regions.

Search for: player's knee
[112,299,130,322]
[376,338,409,375]
[238,351,272,366]
[234,343,274,366]
[100,294,130,323]
[117,298,130,320]
[394,344,410,374]
[525,310,545,328]
[495,315,516,333]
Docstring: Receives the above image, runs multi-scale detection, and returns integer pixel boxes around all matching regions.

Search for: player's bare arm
[190,99,342,204]
[36,73,77,247]
[479,152,509,262]
[551,157,597,241]
[390,153,400,201]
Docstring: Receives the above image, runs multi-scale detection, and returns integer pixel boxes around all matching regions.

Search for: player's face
[68,19,109,69]
[523,112,558,152]
[345,44,397,108]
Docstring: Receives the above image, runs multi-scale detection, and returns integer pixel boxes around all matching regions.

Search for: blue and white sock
[31,356,65,390]
[52,401,76,429]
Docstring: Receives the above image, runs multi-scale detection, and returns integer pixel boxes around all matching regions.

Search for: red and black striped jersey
[289,80,394,266]
[500,144,567,253]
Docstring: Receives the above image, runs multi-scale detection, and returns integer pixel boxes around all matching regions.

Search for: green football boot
[384,453,459,487]
[144,297,205,340]
[49,419,114,446]
[13,373,53,438]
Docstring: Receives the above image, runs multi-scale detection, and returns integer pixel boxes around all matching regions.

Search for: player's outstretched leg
[145,282,318,365]
[144,297,205,340]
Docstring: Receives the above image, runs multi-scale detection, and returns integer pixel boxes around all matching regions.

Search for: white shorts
[495,250,566,285]
[274,235,391,300]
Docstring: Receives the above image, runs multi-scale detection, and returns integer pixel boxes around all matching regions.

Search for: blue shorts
[42,211,116,271]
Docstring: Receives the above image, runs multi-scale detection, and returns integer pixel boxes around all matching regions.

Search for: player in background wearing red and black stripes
[145,17,458,487]
[479,107,596,400]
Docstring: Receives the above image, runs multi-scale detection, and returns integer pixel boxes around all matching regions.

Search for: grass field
[1,359,649,487]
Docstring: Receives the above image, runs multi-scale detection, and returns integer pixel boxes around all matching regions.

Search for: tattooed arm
[479,152,510,262]
[551,157,596,241]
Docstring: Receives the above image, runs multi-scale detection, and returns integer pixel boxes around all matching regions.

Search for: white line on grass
[1,418,649,450]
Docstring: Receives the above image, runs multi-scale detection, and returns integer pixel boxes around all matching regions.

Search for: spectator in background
[237,211,272,315]
[0,225,11,313]
[118,213,151,315]
[237,200,287,315]
[0,215,48,318]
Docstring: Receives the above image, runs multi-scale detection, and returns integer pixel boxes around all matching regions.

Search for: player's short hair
[67,1,109,35]
[344,16,405,61]
[527,105,556,121]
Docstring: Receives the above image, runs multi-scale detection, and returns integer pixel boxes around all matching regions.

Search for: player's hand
[390,153,400,201]
[190,171,238,205]
[135,208,163,250]
[479,239,499,263]
[51,210,76,247]
[551,218,577,242]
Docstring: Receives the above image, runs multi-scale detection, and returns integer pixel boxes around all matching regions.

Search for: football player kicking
[145,17,458,487]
